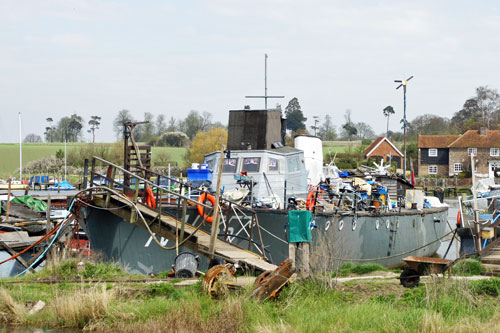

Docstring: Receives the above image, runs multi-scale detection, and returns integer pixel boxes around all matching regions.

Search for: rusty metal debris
[201,263,237,298]
[250,259,296,300]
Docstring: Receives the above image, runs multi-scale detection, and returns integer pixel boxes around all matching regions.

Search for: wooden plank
[0,240,33,271]
[94,194,276,272]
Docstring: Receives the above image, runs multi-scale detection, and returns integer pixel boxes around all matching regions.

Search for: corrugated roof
[448,129,500,148]
[418,135,459,148]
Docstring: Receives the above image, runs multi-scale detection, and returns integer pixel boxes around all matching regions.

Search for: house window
[428,148,438,157]
[491,148,499,157]
[454,163,463,173]
[428,165,437,174]
[242,157,261,172]
[468,148,477,156]
[223,158,238,173]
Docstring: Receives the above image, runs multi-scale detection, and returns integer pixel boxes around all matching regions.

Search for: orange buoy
[306,191,316,211]
[145,187,156,208]
[457,210,461,226]
[197,193,216,223]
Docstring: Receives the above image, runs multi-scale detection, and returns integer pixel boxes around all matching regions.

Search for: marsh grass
[3,258,500,331]
[452,258,483,276]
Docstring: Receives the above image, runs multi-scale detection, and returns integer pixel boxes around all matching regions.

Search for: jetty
[82,156,276,273]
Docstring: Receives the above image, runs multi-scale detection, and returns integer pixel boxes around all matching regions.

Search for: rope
[311,229,455,262]
[89,186,209,251]
[0,216,70,266]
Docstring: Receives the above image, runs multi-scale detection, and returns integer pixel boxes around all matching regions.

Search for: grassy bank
[0,143,187,178]
[2,259,500,331]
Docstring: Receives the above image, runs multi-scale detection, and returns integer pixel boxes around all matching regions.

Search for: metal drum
[174,252,200,278]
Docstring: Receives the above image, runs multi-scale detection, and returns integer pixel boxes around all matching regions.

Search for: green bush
[452,258,482,276]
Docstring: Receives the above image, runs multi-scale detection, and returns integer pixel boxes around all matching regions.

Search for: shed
[364,137,404,168]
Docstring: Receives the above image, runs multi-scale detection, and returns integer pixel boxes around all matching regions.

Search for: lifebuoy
[145,188,156,208]
[197,193,216,223]
[457,210,461,226]
[306,191,316,211]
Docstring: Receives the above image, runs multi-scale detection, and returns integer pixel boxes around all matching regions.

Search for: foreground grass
[2,260,500,331]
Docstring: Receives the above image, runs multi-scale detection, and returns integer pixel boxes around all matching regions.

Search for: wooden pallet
[93,194,277,273]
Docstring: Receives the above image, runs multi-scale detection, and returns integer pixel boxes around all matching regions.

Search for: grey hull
[81,206,448,275]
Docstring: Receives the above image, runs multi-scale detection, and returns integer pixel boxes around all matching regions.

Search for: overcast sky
[1,0,500,143]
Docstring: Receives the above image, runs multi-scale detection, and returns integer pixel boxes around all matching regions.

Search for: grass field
[0,143,187,178]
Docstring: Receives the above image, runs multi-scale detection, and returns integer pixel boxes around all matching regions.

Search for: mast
[245,54,284,110]
[19,112,22,181]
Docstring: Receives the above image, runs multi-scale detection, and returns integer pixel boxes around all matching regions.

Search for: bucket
[191,163,200,169]
[373,200,380,209]
[174,252,200,278]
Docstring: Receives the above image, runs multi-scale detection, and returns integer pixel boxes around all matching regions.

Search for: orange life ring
[145,188,156,208]
[197,193,216,223]
[457,210,461,226]
[306,191,316,211]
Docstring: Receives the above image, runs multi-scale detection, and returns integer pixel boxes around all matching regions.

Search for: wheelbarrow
[399,256,458,288]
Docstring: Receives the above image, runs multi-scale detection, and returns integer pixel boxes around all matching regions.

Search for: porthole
[339,220,344,231]
[352,220,357,231]
[375,220,380,230]
[325,220,331,231]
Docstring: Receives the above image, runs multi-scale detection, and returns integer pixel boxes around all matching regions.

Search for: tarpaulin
[10,195,48,212]
[288,210,312,243]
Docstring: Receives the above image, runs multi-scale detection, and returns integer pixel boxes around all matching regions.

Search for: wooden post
[209,145,226,256]
[83,159,89,190]
[6,177,12,222]
[180,198,187,242]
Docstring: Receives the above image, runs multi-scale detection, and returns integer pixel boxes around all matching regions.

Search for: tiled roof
[448,129,500,148]
[364,137,403,157]
[363,137,384,155]
[418,135,459,148]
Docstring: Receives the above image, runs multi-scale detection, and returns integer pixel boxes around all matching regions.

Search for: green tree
[285,97,307,132]
[138,112,155,142]
[87,116,102,143]
[56,114,84,142]
[156,114,167,136]
[44,117,56,142]
[180,110,212,140]
[340,110,357,141]
[113,109,135,139]
[318,115,336,141]
[383,105,395,137]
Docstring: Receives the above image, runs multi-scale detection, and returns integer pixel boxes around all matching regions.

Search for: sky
[1,0,500,143]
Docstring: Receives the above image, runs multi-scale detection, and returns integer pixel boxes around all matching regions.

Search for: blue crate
[187,169,213,182]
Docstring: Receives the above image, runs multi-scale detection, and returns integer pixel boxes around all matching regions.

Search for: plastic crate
[187,169,213,182]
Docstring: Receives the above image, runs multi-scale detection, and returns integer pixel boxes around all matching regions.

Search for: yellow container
[481,227,494,240]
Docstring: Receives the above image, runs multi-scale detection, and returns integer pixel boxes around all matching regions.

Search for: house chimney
[480,127,487,136]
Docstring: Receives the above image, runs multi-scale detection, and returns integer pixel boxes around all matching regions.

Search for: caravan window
[223,158,238,173]
[242,157,261,172]
[205,159,215,170]
[268,158,280,172]
[287,156,300,173]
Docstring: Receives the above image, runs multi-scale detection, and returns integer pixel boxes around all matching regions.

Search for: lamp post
[394,75,413,177]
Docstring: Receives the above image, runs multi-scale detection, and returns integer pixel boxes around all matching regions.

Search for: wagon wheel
[399,268,420,288]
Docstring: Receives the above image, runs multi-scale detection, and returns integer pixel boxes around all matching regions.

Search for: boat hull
[80,204,448,275]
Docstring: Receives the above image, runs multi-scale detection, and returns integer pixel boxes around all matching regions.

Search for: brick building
[418,135,458,177]
[418,128,500,177]
[364,137,404,168]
